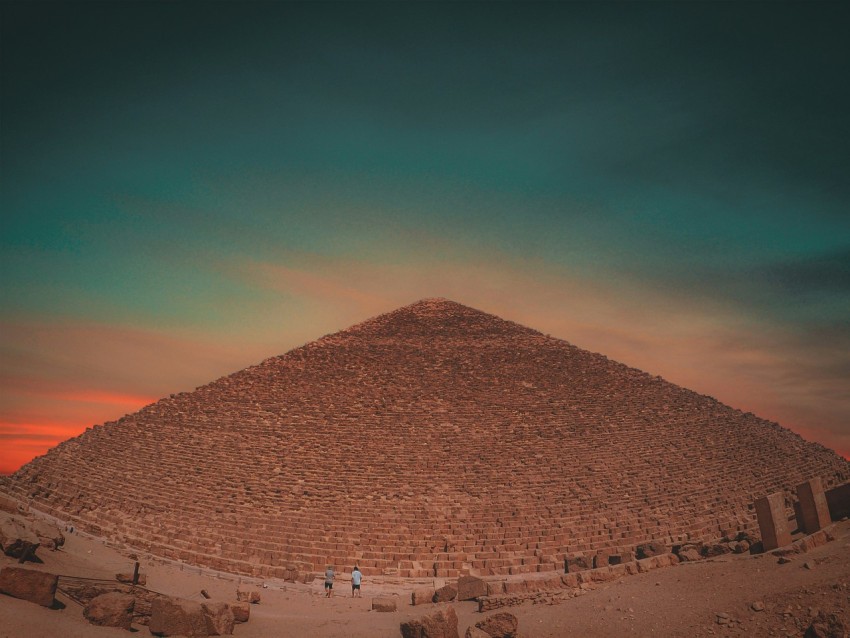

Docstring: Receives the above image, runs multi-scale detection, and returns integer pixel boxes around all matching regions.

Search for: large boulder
[84,592,135,630]
[0,566,57,607]
[400,606,459,638]
[433,583,457,603]
[231,601,250,623]
[475,612,519,638]
[0,514,40,558]
[465,628,491,638]
[457,576,486,601]
[372,597,397,612]
[805,611,847,638]
[28,519,65,550]
[149,596,209,637]
[202,601,235,635]
[412,588,436,605]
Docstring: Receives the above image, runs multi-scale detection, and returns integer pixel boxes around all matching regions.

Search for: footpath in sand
[1,519,849,637]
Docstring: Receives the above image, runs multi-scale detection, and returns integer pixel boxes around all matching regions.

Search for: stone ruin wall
[5,300,850,580]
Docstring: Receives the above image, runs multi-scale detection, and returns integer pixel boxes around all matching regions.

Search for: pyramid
[4,299,849,578]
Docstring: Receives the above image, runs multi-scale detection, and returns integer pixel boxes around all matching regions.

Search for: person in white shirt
[351,565,362,598]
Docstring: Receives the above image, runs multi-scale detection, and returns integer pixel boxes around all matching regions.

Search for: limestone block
[231,601,250,623]
[202,601,235,635]
[400,605,459,638]
[755,492,792,551]
[0,566,58,607]
[465,627,491,638]
[433,584,457,602]
[796,477,831,534]
[372,597,397,612]
[0,515,40,559]
[149,596,209,637]
[565,555,591,572]
[457,575,486,601]
[84,592,135,630]
[412,588,436,605]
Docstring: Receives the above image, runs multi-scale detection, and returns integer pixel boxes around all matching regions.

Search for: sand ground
[2,519,849,637]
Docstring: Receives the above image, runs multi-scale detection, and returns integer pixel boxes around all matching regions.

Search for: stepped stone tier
[4,299,849,579]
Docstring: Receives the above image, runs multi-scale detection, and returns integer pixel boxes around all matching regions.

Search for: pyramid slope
[6,299,849,578]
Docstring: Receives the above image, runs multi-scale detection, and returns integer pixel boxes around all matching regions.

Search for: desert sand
[2,517,849,637]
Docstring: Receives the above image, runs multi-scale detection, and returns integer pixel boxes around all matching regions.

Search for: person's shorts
[352,584,360,590]
[324,582,333,589]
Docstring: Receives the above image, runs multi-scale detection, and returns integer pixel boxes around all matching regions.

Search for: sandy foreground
[2,520,849,637]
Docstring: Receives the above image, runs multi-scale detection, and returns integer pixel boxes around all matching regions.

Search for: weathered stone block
[755,492,792,550]
[796,477,831,534]
[149,596,209,637]
[84,592,135,630]
[0,566,57,607]
[231,601,250,623]
[372,597,397,612]
[0,515,40,559]
[457,575,486,601]
[400,605,459,638]
[202,601,234,635]
[412,588,436,605]
[565,555,592,572]
[433,583,457,602]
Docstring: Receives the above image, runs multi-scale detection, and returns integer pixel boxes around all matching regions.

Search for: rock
[475,611,519,637]
[149,596,209,637]
[116,572,147,586]
[565,555,592,572]
[716,612,730,625]
[27,519,65,550]
[751,601,765,612]
[412,588,436,605]
[433,584,458,603]
[0,494,21,514]
[0,515,40,559]
[400,606,459,638]
[84,592,135,630]
[235,589,260,604]
[372,597,397,612]
[636,541,668,559]
[804,611,848,638]
[702,543,732,558]
[465,628,491,638]
[732,540,750,554]
[778,556,793,565]
[457,575,486,601]
[678,548,702,562]
[804,561,815,570]
[202,601,235,635]
[0,566,57,607]
[231,601,250,623]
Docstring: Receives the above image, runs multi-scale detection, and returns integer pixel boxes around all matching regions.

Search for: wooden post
[132,561,140,586]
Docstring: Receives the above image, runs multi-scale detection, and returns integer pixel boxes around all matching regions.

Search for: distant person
[324,566,334,597]
[351,565,362,598]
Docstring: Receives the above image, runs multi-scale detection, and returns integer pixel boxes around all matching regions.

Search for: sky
[1,1,848,474]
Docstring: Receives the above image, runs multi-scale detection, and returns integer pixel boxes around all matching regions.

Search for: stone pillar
[796,477,831,534]
[754,492,791,550]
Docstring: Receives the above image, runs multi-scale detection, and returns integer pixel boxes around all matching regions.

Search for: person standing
[351,565,362,598]
[324,566,335,597]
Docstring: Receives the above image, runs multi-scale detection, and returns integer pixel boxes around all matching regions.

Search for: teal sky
[1,1,849,472]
